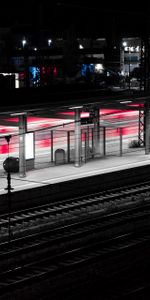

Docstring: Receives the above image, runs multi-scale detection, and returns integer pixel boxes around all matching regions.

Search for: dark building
[0,2,149,90]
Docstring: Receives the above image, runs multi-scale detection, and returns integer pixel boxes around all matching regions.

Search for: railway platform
[0,148,150,195]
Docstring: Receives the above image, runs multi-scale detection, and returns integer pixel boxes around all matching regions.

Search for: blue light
[29,67,40,85]
[81,64,94,76]
[81,64,87,76]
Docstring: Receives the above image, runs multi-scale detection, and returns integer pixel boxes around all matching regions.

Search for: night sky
[0,1,149,37]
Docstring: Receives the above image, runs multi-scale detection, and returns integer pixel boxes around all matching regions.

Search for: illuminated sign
[124,46,140,52]
[25,132,34,159]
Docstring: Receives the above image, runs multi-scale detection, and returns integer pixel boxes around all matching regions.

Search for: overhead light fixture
[120,100,132,104]
[22,38,27,48]
[69,106,83,110]
[10,112,27,116]
[48,39,52,46]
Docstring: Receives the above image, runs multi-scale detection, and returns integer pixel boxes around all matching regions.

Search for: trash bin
[3,157,19,173]
[55,149,65,165]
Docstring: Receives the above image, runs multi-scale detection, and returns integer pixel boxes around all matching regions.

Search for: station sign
[81,110,97,125]
[81,116,93,125]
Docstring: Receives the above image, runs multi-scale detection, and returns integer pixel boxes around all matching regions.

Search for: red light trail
[0,108,140,154]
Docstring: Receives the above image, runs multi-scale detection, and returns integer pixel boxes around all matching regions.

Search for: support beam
[67,131,70,163]
[74,108,81,167]
[103,127,106,156]
[19,114,27,177]
[51,130,54,163]
[84,132,87,163]
[145,103,150,154]
[91,128,94,158]
[143,37,150,92]
[93,108,100,155]
[120,128,123,156]
[138,109,144,146]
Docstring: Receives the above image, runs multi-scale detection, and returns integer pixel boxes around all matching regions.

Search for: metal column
[103,127,106,156]
[93,108,100,155]
[19,114,27,177]
[140,38,144,91]
[120,46,125,74]
[120,128,123,156]
[144,37,150,93]
[51,130,54,163]
[67,131,70,163]
[91,128,94,158]
[84,132,87,163]
[138,108,145,146]
[74,108,81,167]
[145,103,150,154]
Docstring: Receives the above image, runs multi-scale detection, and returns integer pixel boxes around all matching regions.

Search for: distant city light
[124,45,138,52]
[29,66,40,86]
[15,73,19,88]
[22,38,27,48]
[122,41,127,47]
[79,44,84,49]
[34,47,37,51]
[48,39,52,46]
[95,63,103,73]
[0,72,19,88]
[130,46,134,52]
[81,64,94,76]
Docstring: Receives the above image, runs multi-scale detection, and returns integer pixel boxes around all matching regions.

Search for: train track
[0,179,150,298]
[0,179,150,241]
[0,197,150,298]
[0,201,150,267]
[0,228,150,299]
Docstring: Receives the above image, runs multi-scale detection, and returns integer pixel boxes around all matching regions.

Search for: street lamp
[21,38,30,87]
[122,41,127,48]
[22,38,27,48]
[48,39,52,47]
[4,135,14,244]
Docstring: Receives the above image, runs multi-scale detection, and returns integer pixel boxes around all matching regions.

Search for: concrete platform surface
[0,149,150,195]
